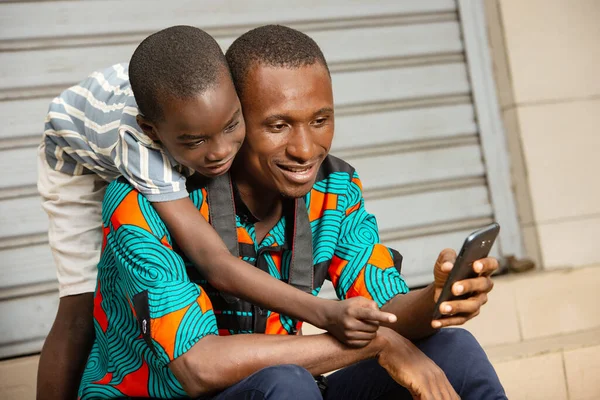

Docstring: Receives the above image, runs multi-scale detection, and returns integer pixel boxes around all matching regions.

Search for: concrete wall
[485,0,600,269]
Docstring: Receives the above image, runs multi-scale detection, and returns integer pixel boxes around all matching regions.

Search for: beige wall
[486,0,600,269]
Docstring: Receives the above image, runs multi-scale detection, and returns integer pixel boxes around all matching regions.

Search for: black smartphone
[432,223,500,320]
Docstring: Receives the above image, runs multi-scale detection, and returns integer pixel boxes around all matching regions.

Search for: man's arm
[170,331,381,396]
[170,328,457,400]
[382,249,497,340]
[330,171,497,340]
[36,293,94,400]
[327,172,410,320]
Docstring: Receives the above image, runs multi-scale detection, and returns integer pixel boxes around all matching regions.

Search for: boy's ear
[136,114,159,141]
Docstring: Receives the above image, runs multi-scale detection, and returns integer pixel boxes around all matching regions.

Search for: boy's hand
[318,297,397,348]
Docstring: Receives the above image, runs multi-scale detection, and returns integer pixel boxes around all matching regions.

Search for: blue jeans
[325,328,506,400]
[206,328,506,400]
[207,364,322,400]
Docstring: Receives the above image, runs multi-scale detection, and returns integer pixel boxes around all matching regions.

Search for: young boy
[37,25,395,398]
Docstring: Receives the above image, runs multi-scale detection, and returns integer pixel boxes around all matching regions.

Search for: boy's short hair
[225,25,330,97]
[129,25,228,122]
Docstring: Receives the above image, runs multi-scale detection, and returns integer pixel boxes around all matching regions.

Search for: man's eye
[224,121,239,133]
[271,124,286,131]
[313,117,328,126]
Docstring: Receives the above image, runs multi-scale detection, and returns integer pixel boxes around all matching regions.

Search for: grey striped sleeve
[114,125,189,202]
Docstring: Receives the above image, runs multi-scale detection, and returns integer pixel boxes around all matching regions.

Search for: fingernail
[432,321,442,328]
[454,284,464,294]
[474,262,483,273]
[443,304,452,313]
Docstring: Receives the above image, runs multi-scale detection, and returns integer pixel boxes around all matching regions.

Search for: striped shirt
[43,63,190,202]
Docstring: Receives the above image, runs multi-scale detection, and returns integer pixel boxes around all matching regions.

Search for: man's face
[137,71,245,178]
[237,63,334,198]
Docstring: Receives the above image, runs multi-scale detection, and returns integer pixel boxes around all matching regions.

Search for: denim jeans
[205,328,506,400]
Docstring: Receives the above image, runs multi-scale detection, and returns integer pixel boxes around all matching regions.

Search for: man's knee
[254,364,321,399]
[421,328,491,372]
[420,328,506,399]
[435,328,479,351]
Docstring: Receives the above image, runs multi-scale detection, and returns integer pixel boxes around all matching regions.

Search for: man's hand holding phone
[431,248,499,329]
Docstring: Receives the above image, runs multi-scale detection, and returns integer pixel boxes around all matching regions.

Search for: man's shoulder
[315,155,356,184]
[101,178,140,220]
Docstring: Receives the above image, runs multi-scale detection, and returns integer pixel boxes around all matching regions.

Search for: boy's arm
[153,197,395,343]
[107,184,455,400]
[115,130,393,344]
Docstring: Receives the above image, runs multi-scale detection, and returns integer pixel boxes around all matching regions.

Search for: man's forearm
[170,330,388,397]
[381,285,438,340]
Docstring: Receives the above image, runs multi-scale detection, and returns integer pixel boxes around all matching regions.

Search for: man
[80,25,506,399]
[37,26,397,399]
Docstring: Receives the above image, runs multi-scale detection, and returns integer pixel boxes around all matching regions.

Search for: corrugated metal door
[0,0,522,359]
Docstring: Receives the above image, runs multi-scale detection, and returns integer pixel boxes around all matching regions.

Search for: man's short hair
[225,25,330,97]
[129,25,228,122]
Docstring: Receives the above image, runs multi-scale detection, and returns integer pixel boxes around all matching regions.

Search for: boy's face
[236,63,334,198]
[137,71,245,178]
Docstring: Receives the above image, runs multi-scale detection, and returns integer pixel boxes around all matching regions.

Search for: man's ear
[136,114,159,142]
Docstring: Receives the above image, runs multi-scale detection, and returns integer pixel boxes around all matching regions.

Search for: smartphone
[432,223,500,320]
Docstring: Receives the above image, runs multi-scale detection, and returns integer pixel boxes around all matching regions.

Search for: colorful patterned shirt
[78,156,409,399]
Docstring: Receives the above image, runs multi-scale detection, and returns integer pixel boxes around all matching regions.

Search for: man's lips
[276,162,318,184]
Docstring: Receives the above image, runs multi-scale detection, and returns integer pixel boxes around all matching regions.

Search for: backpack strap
[287,197,314,293]
[206,173,239,303]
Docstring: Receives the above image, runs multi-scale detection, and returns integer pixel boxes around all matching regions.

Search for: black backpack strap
[206,174,239,303]
[288,197,314,293]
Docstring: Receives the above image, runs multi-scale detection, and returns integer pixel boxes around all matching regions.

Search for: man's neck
[236,181,282,222]
[232,165,283,243]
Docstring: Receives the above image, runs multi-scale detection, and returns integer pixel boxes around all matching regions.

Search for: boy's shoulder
[55,63,133,102]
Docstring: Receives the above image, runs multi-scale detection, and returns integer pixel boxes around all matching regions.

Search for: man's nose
[286,126,313,162]
[206,136,233,162]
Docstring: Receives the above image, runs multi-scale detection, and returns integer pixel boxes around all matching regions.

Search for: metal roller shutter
[0,0,522,359]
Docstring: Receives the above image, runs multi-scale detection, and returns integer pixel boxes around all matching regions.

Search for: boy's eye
[185,140,205,149]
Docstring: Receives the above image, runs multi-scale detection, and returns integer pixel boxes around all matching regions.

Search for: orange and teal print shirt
[78,156,409,399]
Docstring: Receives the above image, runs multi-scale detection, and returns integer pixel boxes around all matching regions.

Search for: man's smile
[276,162,318,184]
